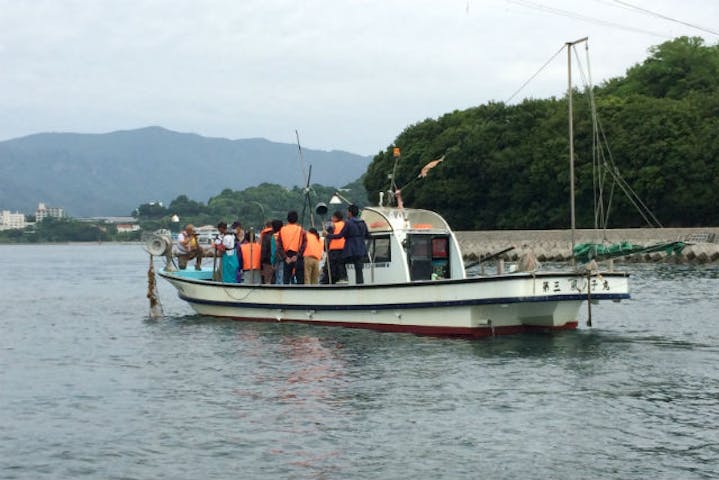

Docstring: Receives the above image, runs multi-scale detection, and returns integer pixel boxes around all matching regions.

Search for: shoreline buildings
[1,202,66,230]
[0,210,27,230]
[35,202,65,222]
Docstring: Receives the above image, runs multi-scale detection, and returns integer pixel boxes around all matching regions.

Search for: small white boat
[151,206,629,338]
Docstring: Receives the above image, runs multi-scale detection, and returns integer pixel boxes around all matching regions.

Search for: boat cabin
[354,207,466,285]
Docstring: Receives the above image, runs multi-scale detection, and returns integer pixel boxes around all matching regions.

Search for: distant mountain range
[0,126,372,217]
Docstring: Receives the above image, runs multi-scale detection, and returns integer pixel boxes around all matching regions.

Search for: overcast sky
[1,0,717,155]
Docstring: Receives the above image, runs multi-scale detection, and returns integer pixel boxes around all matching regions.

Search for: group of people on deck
[176,205,368,285]
[213,220,262,284]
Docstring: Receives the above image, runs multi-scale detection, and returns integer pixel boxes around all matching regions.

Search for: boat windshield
[362,209,393,233]
[361,207,450,233]
[403,210,449,231]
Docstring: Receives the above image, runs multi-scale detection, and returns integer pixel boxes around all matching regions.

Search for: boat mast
[566,37,588,257]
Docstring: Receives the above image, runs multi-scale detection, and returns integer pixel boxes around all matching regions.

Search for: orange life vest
[260,226,273,239]
[304,233,324,260]
[240,242,261,270]
[329,220,345,250]
[279,223,303,253]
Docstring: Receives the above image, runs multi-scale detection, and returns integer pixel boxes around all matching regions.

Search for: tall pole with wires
[295,130,314,228]
[566,36,588,261]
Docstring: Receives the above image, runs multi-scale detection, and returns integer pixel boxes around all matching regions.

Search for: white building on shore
[0,210,27,230]
[116,223,141,233]
[36,202,65,222]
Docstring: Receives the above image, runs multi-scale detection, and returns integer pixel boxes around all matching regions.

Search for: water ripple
[1,245,718,479]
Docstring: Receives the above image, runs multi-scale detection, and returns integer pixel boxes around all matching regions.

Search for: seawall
[455,228,719,264]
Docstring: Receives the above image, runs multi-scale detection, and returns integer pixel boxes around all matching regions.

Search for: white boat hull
[159,270,629,337]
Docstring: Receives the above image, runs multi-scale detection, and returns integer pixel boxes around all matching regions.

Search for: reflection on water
[1,245,718,479]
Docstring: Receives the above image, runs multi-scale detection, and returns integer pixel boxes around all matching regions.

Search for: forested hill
[363,36,719,229]
[0,127,371,216]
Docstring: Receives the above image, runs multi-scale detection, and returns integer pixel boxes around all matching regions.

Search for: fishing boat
[147,204,629,338]
[146,38,637,337]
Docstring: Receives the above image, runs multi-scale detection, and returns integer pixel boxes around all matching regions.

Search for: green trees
[0,180,370,243]
[364,100,573,229]
[168,195,206,217]
[134,202,167,218]
[135,181,369,232]
[364,36,719,229]
[603,36,719,99]
[9,217,113,243]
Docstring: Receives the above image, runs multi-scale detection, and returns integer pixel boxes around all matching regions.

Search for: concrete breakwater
[456,228,719,264]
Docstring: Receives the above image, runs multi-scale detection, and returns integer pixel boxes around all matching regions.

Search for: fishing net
[147,255,164,318]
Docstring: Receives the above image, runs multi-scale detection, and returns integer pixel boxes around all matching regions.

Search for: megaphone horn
[144,234,172,256]
[315,202,328,216]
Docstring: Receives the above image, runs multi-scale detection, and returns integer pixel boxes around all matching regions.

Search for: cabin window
[367,235,391,263]
[432,237,448,258]
[408,235,433,280]
[410,237,431,257]
[431,237,450,279]
[408,235,450,281]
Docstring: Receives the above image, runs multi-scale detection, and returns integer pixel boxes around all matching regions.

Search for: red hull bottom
[216,316,579,338]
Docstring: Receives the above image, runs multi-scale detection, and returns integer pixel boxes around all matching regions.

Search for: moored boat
[150,205,629,338]
[149,39,642,337]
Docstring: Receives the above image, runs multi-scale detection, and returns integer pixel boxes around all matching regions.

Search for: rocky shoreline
[456,227,719,264]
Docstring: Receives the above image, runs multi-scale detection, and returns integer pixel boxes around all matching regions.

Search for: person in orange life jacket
[339,204,369,284]
[259,221,275,284]
[270,219,284,285]
[240,229,262,284]
[323,211,348,283]
[302,228,323,285]
[277,210,306,284]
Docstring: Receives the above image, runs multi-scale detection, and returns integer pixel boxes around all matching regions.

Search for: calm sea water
[1,244,718,479]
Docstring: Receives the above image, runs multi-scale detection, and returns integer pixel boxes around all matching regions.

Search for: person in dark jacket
[340,204,369,284]
[259,221,275,284]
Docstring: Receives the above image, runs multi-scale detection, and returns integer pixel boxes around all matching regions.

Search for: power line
[505,44,565,104]
[611,0,719,37]
[504,0,668,38]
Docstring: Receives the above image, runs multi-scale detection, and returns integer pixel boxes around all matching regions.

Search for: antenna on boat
[383,146,447,208]
[383,146,402,207]
[566,36,588,260]
[314,201,332,283]
[295,130,315,228]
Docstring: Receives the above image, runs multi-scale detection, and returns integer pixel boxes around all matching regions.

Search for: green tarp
[573,241,686,263]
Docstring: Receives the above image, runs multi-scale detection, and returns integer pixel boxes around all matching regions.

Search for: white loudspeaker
[144,234,172,256]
